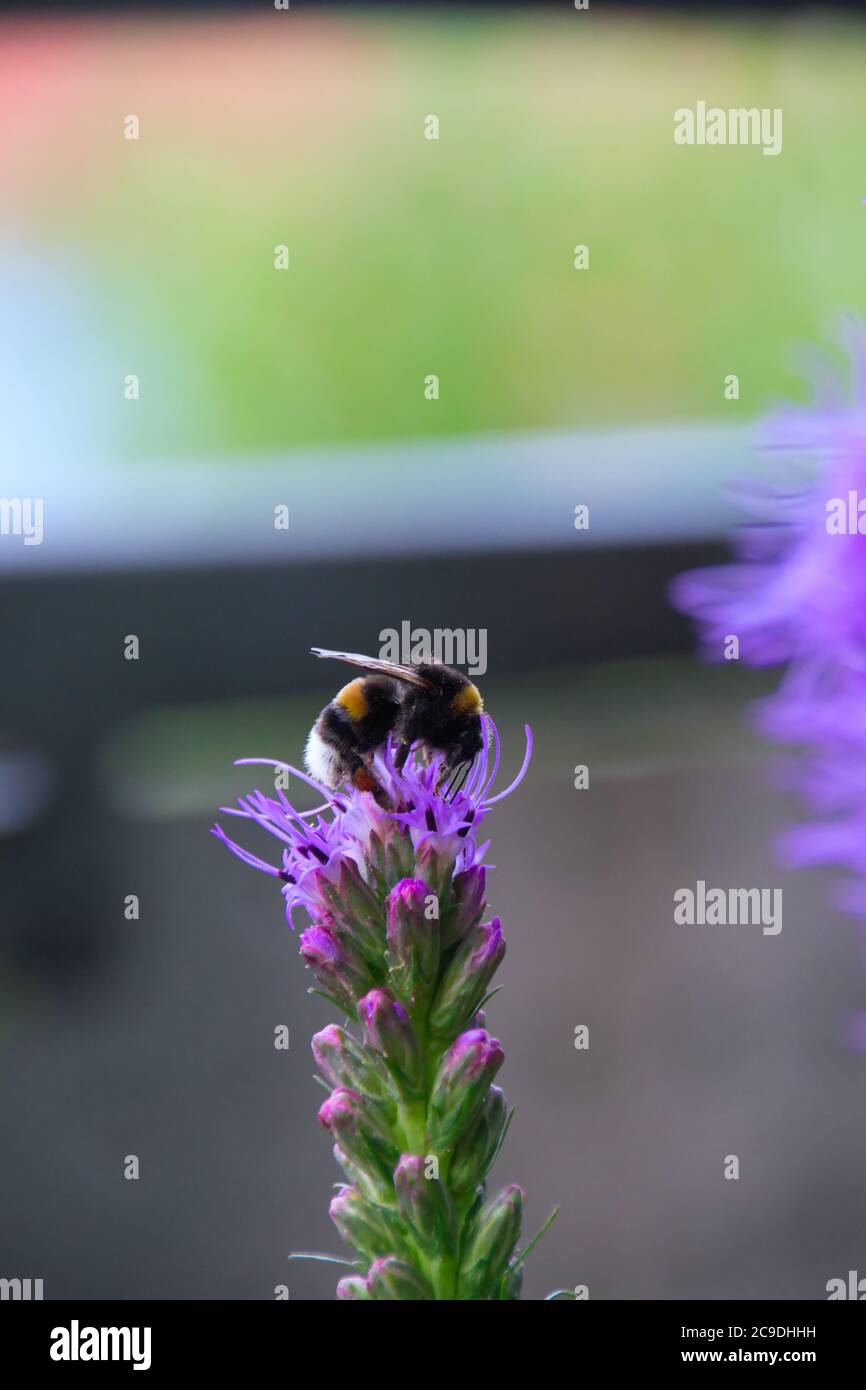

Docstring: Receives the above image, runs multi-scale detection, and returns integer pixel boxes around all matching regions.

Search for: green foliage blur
[53,13,866,457]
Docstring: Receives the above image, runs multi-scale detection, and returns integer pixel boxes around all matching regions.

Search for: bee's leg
[349,759,391,808]
[436,762,457,796]
[436,760,470,799]
[448,762,472,801]
[393,741,412,771]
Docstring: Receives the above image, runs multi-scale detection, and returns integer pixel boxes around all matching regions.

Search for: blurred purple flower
[671,318,866,1048]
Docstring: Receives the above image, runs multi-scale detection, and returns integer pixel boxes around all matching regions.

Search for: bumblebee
[304,648,485,800]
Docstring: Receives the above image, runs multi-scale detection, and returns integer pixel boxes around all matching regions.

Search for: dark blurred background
[2,0,865,1300]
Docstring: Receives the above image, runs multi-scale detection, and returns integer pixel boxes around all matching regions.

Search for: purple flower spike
[214,718,546,1298]
[672,317,866,1039]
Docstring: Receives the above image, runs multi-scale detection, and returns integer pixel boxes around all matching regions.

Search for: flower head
[671,318,866,1047]
[672,318,866,671]
[211,715,530,931]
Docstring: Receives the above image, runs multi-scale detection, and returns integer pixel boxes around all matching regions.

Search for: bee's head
[442,715,484,777]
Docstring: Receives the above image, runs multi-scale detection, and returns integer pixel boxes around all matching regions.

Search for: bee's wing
[310,648,434,689]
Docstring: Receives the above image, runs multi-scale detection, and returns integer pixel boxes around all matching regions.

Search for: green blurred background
[8,9,866,459]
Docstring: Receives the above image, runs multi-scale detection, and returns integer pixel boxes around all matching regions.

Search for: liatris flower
[212,716,560,1298]
[670,318,866,1048]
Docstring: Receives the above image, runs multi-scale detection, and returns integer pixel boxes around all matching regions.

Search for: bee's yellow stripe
[336,678,369,722]
[452,683,483,716]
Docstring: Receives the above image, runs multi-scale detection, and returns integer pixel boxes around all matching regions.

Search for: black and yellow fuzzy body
[391,662,484,771]
[307,673,401,795]
[305,648,485,799]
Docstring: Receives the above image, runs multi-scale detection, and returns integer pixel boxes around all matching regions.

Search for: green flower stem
[397,1098,428,1156]
[395,1013,463,1299]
